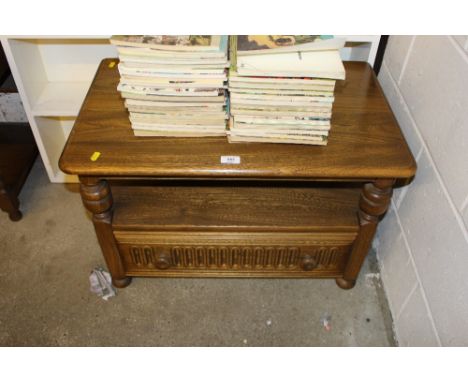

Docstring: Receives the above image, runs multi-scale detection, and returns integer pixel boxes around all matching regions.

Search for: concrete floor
[0,160,396,346]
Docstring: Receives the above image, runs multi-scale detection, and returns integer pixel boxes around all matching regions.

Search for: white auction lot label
[220,155,241,164]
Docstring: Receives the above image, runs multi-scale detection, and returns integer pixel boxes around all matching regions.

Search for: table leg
[0,178,22,221]
[336,178,395,289]
[79,177,131,288]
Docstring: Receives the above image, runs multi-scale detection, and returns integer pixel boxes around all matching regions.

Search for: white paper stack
[110,35,229,137]
[228,35,346,145]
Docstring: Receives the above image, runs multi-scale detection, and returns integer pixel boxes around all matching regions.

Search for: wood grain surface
[59,60,416,180]
[111,181,361,232]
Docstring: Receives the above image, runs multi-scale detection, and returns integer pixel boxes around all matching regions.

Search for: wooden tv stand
[59,60,416,289]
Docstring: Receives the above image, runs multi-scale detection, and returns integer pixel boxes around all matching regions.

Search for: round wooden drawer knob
[155,253,171,270]
[301,255,318,271]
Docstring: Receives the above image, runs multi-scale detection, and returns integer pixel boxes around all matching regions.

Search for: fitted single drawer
[114,231,356,278]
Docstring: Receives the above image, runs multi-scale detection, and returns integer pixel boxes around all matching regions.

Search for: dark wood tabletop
[59,59,416,180]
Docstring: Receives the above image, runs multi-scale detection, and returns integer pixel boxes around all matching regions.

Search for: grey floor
[0,160,396,346]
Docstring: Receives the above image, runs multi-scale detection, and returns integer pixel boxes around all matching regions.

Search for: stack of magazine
[110,35,229,137]
[227,35,346,145]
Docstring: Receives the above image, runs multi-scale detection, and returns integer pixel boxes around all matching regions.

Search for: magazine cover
[236,35,345,55]
[110,35,223,51]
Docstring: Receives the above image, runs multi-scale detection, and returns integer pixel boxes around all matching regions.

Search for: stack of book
[228,35,346,145]
[110,35,229,137]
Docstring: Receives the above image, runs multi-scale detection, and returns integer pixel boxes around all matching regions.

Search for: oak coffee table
[59,60,416,289]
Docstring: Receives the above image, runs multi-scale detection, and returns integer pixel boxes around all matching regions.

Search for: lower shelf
[111,182,361,278]
[112,182,361,233]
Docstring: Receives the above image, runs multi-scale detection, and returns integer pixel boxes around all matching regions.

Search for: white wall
[376,36,468,346]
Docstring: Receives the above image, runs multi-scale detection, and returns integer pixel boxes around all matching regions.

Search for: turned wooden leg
[0,178,22,221]
[79,176,131,288]
[336,179,395,290]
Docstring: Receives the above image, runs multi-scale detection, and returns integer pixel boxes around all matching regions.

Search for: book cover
[234,116,330,126]
[230,94,334,105]
[230,109,332,118]
[229,88,334,97]
[130,111,228,120]
[131,122,226,131]
[231,104,332,112]
[237,50,346,80]
[119,54,229,67]
[118,62,226,76]
[236,35,345,55]
[230,127,329,137]
[229,73,336,86]
[120,77,226,89]
[118,83,222,96]
[133,129,226,137]
[227,135,328,146]
[130,112,227,124]
[117,46,227,59]
[228,81,335,91]
[234,121,330,130]
[121,92,225,103]
[110,35,225,52]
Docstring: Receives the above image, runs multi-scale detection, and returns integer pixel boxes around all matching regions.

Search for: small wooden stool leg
[336,179,395,289]
[79,177,131,288]
[0,179,22,221]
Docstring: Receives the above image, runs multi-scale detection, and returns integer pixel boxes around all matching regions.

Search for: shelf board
[51,172,78,184]
[31,81,91,117]
[112,183,361,233]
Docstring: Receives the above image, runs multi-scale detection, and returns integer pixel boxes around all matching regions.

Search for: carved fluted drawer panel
[114,231,356,278]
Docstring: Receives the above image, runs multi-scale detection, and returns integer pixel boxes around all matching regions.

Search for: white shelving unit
[337,35,381,65]
[1,36,117,182]
[1,35,380,183]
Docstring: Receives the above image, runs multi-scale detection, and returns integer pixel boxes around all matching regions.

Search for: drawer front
[114,231,355,278]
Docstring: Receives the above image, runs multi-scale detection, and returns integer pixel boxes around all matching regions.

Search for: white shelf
[34,116,78,183]
[31,81,91,117]
[338,35,381,66]
[1,36,117,183]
